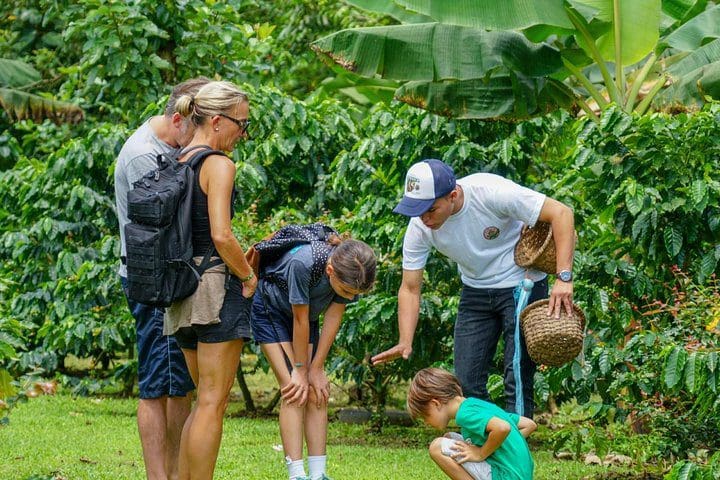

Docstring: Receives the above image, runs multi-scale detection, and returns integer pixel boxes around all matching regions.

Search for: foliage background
[1,0,719,475]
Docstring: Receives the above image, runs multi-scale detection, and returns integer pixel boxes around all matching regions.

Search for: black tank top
[191,157,236,255]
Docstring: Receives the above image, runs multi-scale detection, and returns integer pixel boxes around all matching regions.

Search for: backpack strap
[309,241,334,288]
[184,146,227,169]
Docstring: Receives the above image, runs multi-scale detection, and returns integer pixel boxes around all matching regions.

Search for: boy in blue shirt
[407,368,537,480]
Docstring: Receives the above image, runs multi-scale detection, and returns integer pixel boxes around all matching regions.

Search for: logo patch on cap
[406,176,420,193]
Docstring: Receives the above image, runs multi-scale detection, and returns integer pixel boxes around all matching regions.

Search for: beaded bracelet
[238,271,254,283]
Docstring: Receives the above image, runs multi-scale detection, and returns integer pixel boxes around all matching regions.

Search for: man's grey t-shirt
[114,119,176,277]
[261,244,354,322]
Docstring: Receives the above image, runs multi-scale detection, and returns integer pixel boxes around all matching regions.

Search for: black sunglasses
[218,113,250,134]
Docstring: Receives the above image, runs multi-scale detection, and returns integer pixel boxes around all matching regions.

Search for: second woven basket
[520,299,585,367]
[514,222,556,274]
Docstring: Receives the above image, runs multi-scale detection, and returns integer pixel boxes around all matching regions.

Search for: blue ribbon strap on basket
[512,278,535,415]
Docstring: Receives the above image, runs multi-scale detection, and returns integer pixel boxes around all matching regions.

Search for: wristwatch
[557,270,573,282]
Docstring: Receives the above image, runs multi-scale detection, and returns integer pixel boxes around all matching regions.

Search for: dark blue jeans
[454,278,547,417]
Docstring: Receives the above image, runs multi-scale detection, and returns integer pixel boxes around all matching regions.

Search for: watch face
[559,271,572,282]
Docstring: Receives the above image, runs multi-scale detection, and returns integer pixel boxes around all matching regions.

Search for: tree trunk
[236,361,256,413]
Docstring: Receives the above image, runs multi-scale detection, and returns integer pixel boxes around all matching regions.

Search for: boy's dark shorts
[250,288,319,345]
[121,277,195,399]
[174,276,253,350]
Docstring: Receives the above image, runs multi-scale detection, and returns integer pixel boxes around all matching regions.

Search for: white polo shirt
[401,173,547,289]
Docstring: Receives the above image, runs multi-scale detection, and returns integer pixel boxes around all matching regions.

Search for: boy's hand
[451,441,486,464]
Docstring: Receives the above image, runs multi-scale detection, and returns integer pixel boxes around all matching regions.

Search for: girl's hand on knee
[282,367,309,406]
[308,367,330,407]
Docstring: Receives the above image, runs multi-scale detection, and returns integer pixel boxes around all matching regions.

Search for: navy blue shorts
[250,288,319,345]
[174,275,253,350]
[121,277,195,399]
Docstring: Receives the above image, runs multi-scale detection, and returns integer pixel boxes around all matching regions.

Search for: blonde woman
[165,80,257,480]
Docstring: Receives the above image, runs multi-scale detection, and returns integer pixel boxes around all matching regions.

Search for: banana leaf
[312,67,399,105]
[393,0,572,30]
[661,3,720,51]
[0,59,42,88]
[662,0,708,22]
[656,38,720,106]
[0,88,84,124]
[394,76,576,120]
[574,0,661,65]
[656,60,720,107]
[312,23,562,82]
[344,0,434,23]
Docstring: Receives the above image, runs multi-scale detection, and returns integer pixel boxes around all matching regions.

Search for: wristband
[238,271,254,283]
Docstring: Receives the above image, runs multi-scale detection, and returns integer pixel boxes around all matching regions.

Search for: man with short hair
[372,159,575,418]
[114,77,208,480]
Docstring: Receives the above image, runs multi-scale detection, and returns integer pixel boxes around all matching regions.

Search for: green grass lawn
[0,393,632,480]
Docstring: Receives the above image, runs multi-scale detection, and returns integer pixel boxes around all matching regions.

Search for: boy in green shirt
[407,368,536,480]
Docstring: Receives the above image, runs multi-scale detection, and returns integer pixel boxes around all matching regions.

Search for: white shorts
[440,432,493,480]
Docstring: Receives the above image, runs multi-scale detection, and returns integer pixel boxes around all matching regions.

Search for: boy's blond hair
[407,367,462,419]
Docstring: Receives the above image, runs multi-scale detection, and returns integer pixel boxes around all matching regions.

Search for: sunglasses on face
[218,113,250,134]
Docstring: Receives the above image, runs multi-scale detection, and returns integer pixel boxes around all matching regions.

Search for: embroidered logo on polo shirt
[483,226,500,240]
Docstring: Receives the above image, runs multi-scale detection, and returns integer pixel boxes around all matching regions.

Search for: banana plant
[0,58,84,124]
[312,0,720,120]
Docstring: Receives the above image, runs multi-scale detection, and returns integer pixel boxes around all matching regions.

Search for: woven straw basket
[520,299,586,367]
[514,221,556,274]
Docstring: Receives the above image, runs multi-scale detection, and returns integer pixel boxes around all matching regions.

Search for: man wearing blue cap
[371,159,575,417]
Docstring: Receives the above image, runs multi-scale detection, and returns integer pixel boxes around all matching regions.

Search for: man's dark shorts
[174,275,253,350]
[121,277,195,399]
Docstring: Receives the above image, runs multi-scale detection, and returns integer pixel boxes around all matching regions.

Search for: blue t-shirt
[261,244,355,322]
[455,397,534,480]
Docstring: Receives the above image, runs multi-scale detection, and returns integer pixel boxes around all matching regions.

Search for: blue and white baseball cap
[393,159,456,217]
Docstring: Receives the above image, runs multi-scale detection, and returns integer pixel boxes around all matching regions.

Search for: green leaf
[393,0,573,30]
[684,352,696,393]
[698,249,718,282]
[311,23,563,82]
[662,4,720,51]
[149,54,172,70]
[658,42,720,106]
[690,178,708,206]
[663,226,683,257]
[0,369,15,399]
[0,59,42,88]
[662,0,706,22]
[394,76,575,120]
[598,350,611,375]
[664,346,687,389]
[574,0,661,65]
[345,0,435,23]
[631,211,651,240]
[677,461,696,480]
[625,190,644,215]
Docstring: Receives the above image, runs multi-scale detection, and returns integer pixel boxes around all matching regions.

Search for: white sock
[308,455,327,479]
[286,457,306,480]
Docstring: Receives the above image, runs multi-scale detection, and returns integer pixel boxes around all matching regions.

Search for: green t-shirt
[455,397,534,480]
